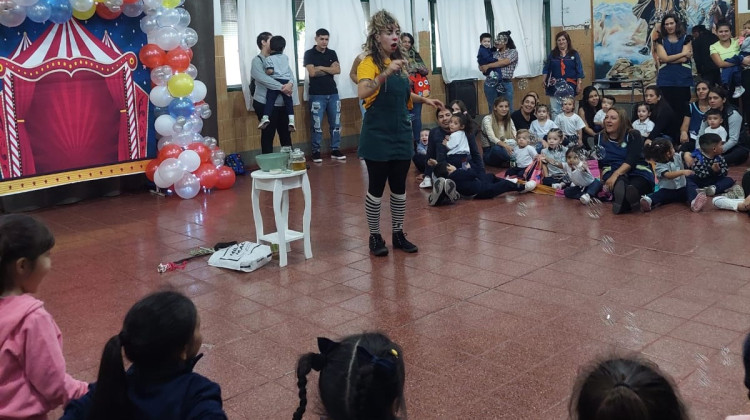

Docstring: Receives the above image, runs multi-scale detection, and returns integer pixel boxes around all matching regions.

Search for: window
[219,0,241,87]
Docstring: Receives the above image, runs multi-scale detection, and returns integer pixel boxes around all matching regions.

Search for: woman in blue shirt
[543,31,584,118]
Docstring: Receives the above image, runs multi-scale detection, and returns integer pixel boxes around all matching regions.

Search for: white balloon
[122,1,143,17]
[189,80,207,103]
[180,27,198,49]
[174,173,200,199]
[172,132,193,147]
[178,150,201,172]
[142,0,161,11]
[15,0,40,6]
[0,5,26,28]
[156,158,185,185]
[154,27,181,51]
[149,86,173,107]
[154,114,177,136]
[177,7,190,27]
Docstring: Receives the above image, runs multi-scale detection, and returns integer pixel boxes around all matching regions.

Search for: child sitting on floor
[0,215,89,420]
[593,95,615,130]
[540,128,568,187]
[433,161,536,199]
[61,291,227,419]
[293,333,406,420]
[504,129,537,180]
[570,355,689,420]
[559,146,602,205]
[683,133,735,212]
[413,129,430,174]
[640,138,693,212]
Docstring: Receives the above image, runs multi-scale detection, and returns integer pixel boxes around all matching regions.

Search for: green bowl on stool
[255,152,289,171]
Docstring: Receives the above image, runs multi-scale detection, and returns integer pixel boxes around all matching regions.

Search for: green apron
[358,72,414,161]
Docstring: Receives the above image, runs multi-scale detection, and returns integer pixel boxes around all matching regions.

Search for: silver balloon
[71,0,94,12]
[175,173,200,199]
[0,4,26,28]
[142,0,161,11]
[203,137,218,149]
[186,114,203,133]
[186,64,198,79]
[177,7,190,27]
[157,7,180,28]
[122,1,143,17]
[140,14,160,34]
[154,27,181,51]
[180,27,198,49]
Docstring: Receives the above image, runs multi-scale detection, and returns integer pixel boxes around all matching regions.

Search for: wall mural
[593,0,735,83]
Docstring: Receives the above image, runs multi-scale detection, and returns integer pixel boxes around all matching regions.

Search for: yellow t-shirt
[357,56,413,110]
[709,39,740,61]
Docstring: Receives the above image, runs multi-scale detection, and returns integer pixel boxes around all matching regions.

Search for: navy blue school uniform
[447,164,523,199]
[61,355,227,420]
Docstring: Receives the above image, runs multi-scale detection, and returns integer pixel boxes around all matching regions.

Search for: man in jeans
[304,28,344,162]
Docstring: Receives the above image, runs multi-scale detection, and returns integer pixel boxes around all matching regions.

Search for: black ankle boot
[392,231,418,253]
[369,234,388,256]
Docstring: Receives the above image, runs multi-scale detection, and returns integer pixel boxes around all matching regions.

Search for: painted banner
[593,0,735,82]
[0,15,153,194]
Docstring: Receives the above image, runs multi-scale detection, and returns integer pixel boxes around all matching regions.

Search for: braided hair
[643,138,674,163]
[293,333,406,420]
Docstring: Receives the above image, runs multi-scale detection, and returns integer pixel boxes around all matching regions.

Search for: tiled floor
[35,155,750,419]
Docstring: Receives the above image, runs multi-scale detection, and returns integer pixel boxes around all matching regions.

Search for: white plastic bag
[208,241,272,272]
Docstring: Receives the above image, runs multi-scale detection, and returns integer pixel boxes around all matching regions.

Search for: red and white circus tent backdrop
[0,19,148,180]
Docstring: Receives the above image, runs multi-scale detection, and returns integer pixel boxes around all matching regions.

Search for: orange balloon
[96,3,122,19]
[194,163,218,189]
[145,159,160,182]
[139,44,166,69]
[158,144,182,161]
[166,48,191,72]
[215,166,236,190]
[186,143,211,163]
[123,0,139,3]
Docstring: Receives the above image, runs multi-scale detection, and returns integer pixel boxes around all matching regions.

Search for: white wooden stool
[250,169,312,267]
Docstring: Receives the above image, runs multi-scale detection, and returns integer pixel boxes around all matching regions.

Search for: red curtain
[13,74,37,176]
[104,69,129,161]
[25,72,119,174]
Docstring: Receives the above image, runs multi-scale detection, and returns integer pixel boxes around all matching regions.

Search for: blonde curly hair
[362,10,408,73]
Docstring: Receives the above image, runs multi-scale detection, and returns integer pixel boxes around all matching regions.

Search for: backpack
[225,153,246,175]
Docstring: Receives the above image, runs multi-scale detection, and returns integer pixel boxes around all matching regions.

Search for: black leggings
[605,173,653,212]
[364,160,411,197]
[253,100,292,154]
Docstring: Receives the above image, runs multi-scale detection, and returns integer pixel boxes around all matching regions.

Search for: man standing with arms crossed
[304,28,345,162]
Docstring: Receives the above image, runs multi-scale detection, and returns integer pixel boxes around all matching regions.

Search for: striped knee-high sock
[390,193,406,232]
[365,193,381,235]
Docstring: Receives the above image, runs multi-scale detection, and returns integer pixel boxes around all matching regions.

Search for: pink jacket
[0,295,88,419]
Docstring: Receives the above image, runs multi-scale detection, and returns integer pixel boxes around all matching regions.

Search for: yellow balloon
[95,0,104,2]
[162,0,181,8]
[167,73,194,98]
[73,5,96,20]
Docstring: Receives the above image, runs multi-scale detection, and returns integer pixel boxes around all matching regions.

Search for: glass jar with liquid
[290,149,306,171]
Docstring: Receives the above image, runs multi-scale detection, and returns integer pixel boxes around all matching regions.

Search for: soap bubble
[516,201,527,216]
[695,353,711,387]
[553,79,575,99]
[587,198,603,219]
[484,71,499,88]
[601,235,615,254]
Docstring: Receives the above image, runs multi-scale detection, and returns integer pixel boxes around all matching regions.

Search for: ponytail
[293,352,324,420]
[87,335,131,420]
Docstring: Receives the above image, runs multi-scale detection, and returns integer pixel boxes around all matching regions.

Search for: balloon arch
[0,0,235,198]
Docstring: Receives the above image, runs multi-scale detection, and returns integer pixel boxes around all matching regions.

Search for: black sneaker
[612,178,627,214]
[331,150,346,160]
[392,231,418,253]
[428,178,445,206]
[369,234,388,256]
[312,152,322,163]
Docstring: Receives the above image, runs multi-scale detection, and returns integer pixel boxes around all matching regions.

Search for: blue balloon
[27,0,52,23]
[168,97,195,119]
[49,0,72,24]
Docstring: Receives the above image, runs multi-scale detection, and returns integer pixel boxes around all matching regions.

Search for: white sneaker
[419,177,432,188]
[258,115,270,129]
[288,115,296,132]
[640,195,652,212]
[551,182,564,190]
[705,185,717,197]
[579,193,591,205]
[733,85,746,99]
[713,196,742,211]
[522,180,537,193]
